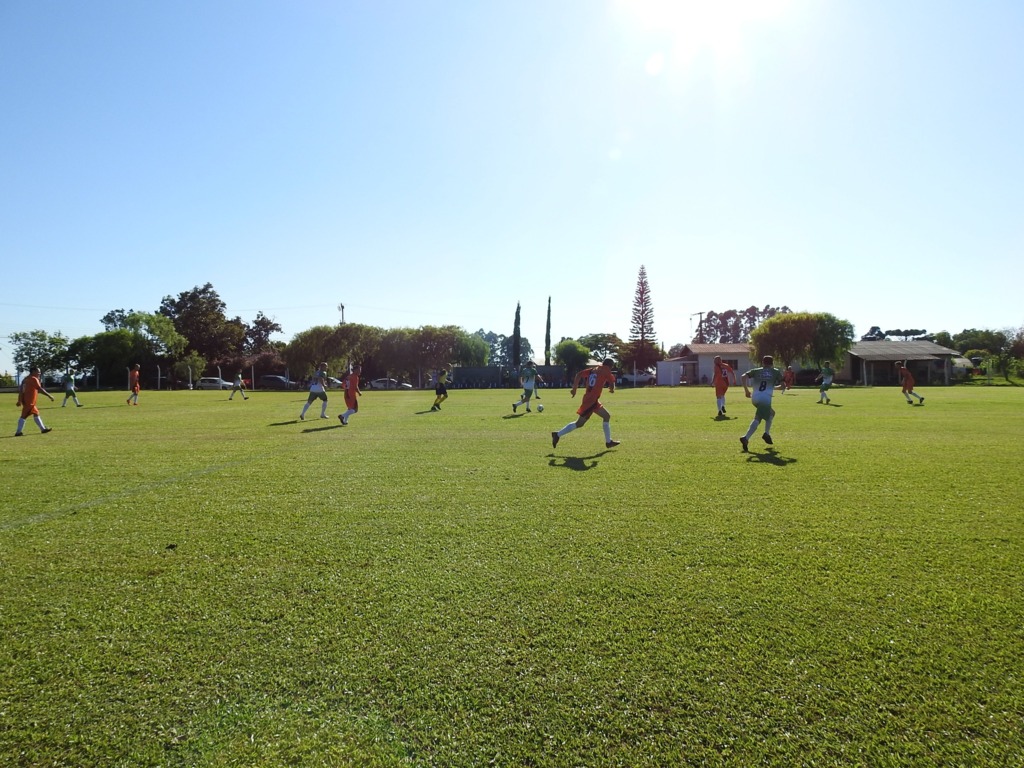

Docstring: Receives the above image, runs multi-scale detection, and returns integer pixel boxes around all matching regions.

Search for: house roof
[681,343,753,356]
[849,340,958,362]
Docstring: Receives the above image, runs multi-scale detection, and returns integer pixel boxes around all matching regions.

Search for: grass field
[1,384,1021,767]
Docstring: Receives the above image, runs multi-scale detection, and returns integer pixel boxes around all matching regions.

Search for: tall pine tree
[512,302,522,369]
[544,297,552,366]
[624,265,660,371]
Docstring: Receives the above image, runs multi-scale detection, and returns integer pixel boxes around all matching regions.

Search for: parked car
[195,377,232,390]
[258,374,298,390]
[368,377,413,390]
[617,370,656,386]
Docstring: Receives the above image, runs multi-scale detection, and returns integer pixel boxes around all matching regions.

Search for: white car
[369,378,413,390]
[196,377,232,390]
[617,371,656,386]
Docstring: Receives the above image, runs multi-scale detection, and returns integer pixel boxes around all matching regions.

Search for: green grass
[1,384,1021,767]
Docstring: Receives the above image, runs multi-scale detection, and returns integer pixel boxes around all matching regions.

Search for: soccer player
[895,361,925,405]
[551,358,620,450]
[16,367,54,436]
[711,355,736,417]
[739,355,783,452]
[228,371,248,401]
[512,361,544,413]
[61,371,82,407]
[299,362,330,420]
[430,368,450,411]
[338,364,362,425]
[781,366,796,393]
[127,364,141,405]
[815,361,835,404]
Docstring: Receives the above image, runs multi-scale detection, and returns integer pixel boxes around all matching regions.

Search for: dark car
[258,374,298,390]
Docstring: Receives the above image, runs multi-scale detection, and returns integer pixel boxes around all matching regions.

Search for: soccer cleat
[526,408,531,413]
[512,403,517,413]
[762,433,773,445]
[299,414,304,421]
[338,415,346,426]
[721,407,726,414]
[740,436,749,452]
[906,399,913,405]
[41,427,52,434]
[430,405,438,411]
[551,431,560,449]
[14,432,23,437]
[77,404,83,407]
[919,397,925,405]
[825,398,830,404]
[320,415,328,419]
[127,398,131,405]
[605,440,620,448]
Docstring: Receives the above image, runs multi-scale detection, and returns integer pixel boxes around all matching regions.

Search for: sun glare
[614,0,791,73]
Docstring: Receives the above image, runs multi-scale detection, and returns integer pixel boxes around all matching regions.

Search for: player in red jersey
[16,367,54,436]
[895,361,924,405]
[551,358,620,449]
[338,365,363,426]
[712,356,736,417]
[127,364,141,405]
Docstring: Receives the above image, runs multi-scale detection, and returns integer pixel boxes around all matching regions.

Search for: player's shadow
[301,424,342,433]
[548,451,610,471]
[415,409,440,415]
[502,413,528,420]
[713,415,735,421]
[745,448,797,466]
[270,420,299,427]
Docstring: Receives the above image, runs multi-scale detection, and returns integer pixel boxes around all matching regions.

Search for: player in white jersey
[299,363,330,420]
[739,355,783,452]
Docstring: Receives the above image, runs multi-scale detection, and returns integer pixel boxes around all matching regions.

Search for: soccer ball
[537,403,544,412]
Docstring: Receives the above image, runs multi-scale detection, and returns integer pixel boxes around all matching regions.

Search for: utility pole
[690,312,705,343]
[337,303,345,324]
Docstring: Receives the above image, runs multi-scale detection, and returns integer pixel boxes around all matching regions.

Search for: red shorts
[20,402,39,419]
[576,399,602,417]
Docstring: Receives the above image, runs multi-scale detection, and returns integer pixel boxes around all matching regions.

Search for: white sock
[343,409,354,420]
[603,421,612,442]
[34,415,46,430]
[744,419,760,440]
[17,418,26,432]
[717,397,724,410]
[765,414,774,433]
[557,423,577,437]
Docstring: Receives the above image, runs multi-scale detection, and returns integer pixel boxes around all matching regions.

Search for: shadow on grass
[548,451,611,471]
[301,424,342,433]
[713,415,736,421]
[745,448,797,466]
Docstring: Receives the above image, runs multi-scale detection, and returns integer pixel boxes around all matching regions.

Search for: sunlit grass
[1,384,1021,766]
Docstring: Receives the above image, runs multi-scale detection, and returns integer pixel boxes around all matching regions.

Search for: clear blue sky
[2,1,1022,374]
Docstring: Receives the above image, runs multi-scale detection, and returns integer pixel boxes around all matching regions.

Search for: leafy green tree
[884,329,927,341]
[8,330,69,376]
[751,312,848,366]
[284,325,335,375]
[577,333,622,361]
[159,283,245,362]
[809,313,855,366]
[454,332,489,368]
[377,328,416,380]
[952,328,1008,356]
[124,312,188,359]
[245,312,283,354]
[697,306,790,343]
[751,312,818,364]
[554,338,590,377]
[100,309,138,330]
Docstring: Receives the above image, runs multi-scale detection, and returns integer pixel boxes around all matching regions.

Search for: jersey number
[759,380,768,392]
